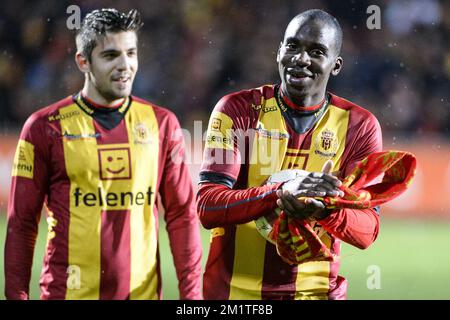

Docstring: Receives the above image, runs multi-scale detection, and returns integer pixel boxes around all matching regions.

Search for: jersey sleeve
[158,111,203,300]
[5,113,49,300]
[319,112,383,249]
[197,182,281,229]
[197,92,282,228]
[341,112,383,177]
[200,94,244,183]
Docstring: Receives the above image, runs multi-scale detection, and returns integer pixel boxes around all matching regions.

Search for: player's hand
[276,190,326,219]
[278,160,343,198]
[276,160,343,219]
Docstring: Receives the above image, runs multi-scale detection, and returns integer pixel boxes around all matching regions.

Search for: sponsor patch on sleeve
[205,111,234,150]
[12,139,34,179]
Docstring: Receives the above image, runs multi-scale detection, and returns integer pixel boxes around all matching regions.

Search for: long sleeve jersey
[197,84,382,300]
[5,94,202,300]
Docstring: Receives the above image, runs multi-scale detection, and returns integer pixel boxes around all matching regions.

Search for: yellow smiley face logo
[211,118,222,131]
[98,148,131,180]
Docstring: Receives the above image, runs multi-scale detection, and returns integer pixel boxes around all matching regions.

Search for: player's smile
[112,74,130,90]
[112,76,130,83]
[286,67,314,85]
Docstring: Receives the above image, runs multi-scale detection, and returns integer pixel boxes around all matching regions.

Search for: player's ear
[331,56,343,76]
[276,41,283,63]
[75,52,90,73]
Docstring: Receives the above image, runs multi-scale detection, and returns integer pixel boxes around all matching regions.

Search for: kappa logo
[98,148,132,180]
[134,123,150,144]
[250,103,262,111]
[262,105,277,113]
[314,129,338,158]
[48,110,80,122]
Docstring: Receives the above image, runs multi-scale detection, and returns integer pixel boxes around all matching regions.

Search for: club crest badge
[314,129,338,158]
[134,123,150,144]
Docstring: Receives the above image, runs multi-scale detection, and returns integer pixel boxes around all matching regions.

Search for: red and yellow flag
[271,150,417,265]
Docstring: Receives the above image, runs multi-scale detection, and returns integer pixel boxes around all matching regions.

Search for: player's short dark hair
[76,8,144,61]
[293,9,343,55]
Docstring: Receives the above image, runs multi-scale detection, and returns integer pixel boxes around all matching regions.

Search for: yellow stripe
[305,104,349,172]
[126,101,159,300]
[230,97,287,299]
[229,222,266,299]
[62,104,101,300]
[248,97,289,186]
[295,261,332,299]
[295,104,350,299]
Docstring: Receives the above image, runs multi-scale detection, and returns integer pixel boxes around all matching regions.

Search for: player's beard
[97,79,133,102]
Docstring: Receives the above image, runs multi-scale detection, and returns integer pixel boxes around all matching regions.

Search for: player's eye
[103,53,116,60]
[310,49,325,56]
[285,43,296,50]
[127,51,137,57]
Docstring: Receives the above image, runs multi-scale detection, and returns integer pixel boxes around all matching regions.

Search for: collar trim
[279,88,325,112]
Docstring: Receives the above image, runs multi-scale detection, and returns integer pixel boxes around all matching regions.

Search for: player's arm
[159,111,202,300]
[4,114,49,299]
[197,180,282,229]
[317,115,383,249]
[196,94,281,229]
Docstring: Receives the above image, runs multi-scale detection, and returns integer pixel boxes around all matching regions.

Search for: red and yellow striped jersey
[5,95,202,300]
[199,84,382,300]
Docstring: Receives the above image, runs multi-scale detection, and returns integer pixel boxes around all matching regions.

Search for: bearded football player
[5,8,202,300]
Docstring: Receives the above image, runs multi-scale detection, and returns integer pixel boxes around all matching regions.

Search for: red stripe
[261,243,297,300]
[280,89,324,112]
[327,237,347,299]
[285,152,305,157]
[152,105,167,299]
[153,205,162,299]
[285,123,314,151]
[94,120,129,145]
[300,128,314,150]
[40,99,74,300]
[201,148,240,181]
[100,209,131,300]
[81,93,125,109]
[203,226,236,299]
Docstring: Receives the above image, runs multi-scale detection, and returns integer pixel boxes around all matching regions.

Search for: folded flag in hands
[259,150,417,265]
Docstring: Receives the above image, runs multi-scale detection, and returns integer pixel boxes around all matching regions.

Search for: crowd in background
[0,0,448,140]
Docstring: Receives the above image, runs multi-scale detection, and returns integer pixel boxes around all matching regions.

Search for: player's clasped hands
[276,160,344,220]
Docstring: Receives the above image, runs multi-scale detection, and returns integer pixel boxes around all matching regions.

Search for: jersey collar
[278,87,327,113]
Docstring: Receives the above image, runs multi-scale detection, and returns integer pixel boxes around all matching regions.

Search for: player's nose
[116,52,131,71]
[292,51,311,67]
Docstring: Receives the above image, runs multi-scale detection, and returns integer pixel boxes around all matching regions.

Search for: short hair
[76,8,144,61]
[292,9,343,55]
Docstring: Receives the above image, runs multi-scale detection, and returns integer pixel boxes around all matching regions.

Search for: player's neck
[81,86,126,109]
[280,89,325,112]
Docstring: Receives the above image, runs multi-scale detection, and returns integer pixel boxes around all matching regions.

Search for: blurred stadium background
[0,0,449,299]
